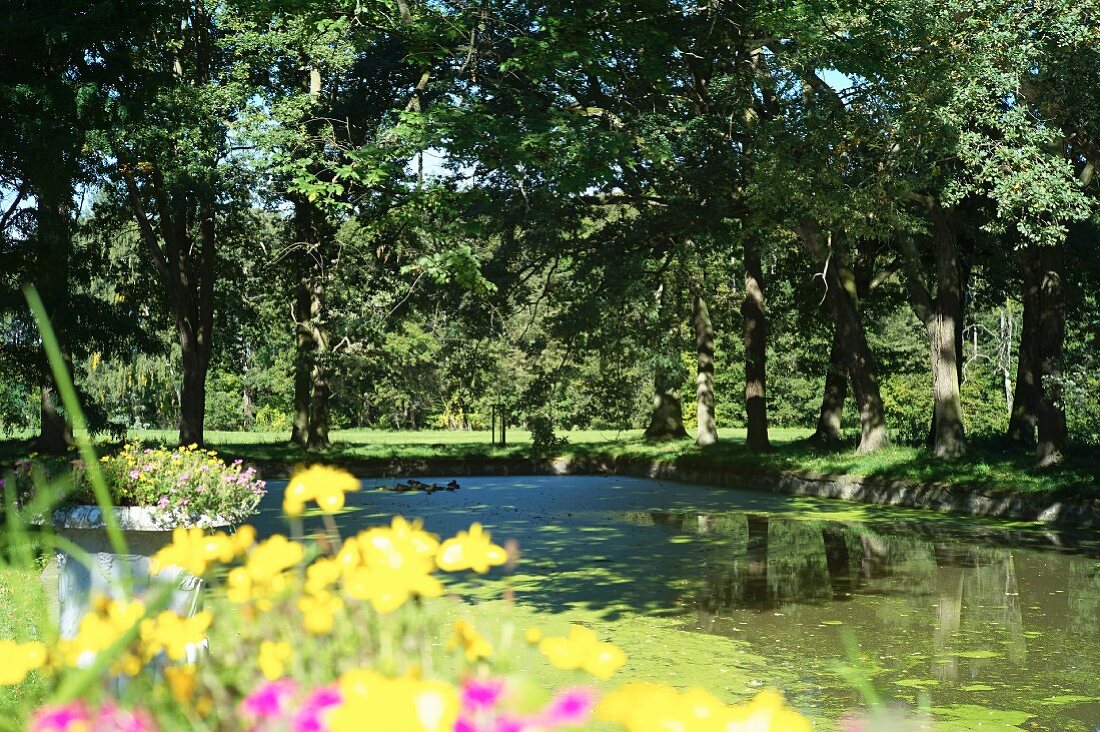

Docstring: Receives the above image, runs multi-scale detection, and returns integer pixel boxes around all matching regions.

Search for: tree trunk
[1008,246,1040,447]
[38,386,72,455]
[291,250,313,447]
[799,223,889,453]
[741,242,769,451]
[33,170,75,454]
[1036,243,1066,467]
[694,290,718,447]
[927,206,967,458]
[810,325,847,444]
[178,338,207,447]
[307,274,331,451]
[644,368,688,440]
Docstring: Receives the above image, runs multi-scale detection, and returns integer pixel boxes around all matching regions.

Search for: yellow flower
[165,664,197,703]
[598,684,811,732]
[447,620,493,662]
[231,525,257,556]
[539,625,626,680]
[329,670,459,732]
[284,464,360,516]
[305,557,342,595]
[151,527,234,576]
[258,640,292,680]
[226,535,304,608]
[524,627,543,645]
[436,523,507,574]
[59,597,147,674]
[298,591,345,635]
[726,688,812,732]
[0,640,48,686]
[142,610,212,662]
[341,517,442,613]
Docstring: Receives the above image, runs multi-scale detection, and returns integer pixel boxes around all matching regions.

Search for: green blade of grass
[24,285,128,561]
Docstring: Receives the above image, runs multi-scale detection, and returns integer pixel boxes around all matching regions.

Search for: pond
[254,475,1100,731]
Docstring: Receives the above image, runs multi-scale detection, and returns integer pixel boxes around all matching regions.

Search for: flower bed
[6,443,265,527]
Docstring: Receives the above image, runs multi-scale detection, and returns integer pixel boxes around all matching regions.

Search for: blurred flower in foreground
[0,639,47,686]
[30,702,158,732]
[284,465,360,516]
[599,684,811,732]
[436,522,508,573]
[540,625,627,680]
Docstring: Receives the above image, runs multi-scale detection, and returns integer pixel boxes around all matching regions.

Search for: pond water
[254,475,1100,730]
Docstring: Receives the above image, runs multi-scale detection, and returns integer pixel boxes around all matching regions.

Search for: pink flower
[129,470,141,480]
[98,704,158,732]
[461,678,508,712]
[32,703,156,732]
[142,463,154,472]
[199,465,210,472]
[292,685,342,732]
[30,703,90,731]
[157,496,170,508]
[537,687,596,727]
[455,716,528,732]
[241,679,299,720]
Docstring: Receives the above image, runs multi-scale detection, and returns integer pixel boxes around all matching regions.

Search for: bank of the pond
[238,451,1100,529]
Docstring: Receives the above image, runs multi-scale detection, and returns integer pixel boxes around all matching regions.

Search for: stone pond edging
[244,453,1100,529]
[33,504,230,531]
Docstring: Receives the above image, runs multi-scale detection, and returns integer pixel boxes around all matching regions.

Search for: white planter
[41,505,228,640]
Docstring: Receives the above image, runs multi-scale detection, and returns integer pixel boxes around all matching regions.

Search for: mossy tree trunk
[1036,243,1067,467]
[693,290,718,447]
[741,240,769,451]
[810,326,847,444]
[799,222,889,454]
[1008,245,1040,447]
[33,166,75,454]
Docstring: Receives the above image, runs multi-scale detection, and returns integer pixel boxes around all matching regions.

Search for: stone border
[248,454,1100,529]
[32,504,230,531]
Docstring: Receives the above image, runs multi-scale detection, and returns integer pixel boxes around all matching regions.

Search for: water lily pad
[950,649,1002,659]
[930,704,1033,730]
[895,678,940,688]
[1037,694,1100,706]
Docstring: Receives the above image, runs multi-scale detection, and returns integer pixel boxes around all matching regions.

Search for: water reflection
[627,510,1100,730]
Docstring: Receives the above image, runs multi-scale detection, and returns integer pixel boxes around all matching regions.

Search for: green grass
[4,426,1099,500]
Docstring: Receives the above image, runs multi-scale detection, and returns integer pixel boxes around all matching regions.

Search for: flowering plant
[0,465,816,732]
[5,443,265,526]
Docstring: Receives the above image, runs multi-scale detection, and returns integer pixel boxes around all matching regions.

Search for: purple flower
[292,685,342,732]
[31,702,91,731]
[0,478,5,489]
[461,678,507,712]
[537,687,596,727]
[241,679,299,720]
[178,473,191,483]
[199,465,210,472]
[142,463,154,472]
[31,703,157,732]
[157,496,170,508]
[129,470,141,480]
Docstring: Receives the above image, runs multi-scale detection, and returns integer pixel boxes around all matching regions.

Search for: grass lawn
[3,426,1099,499]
